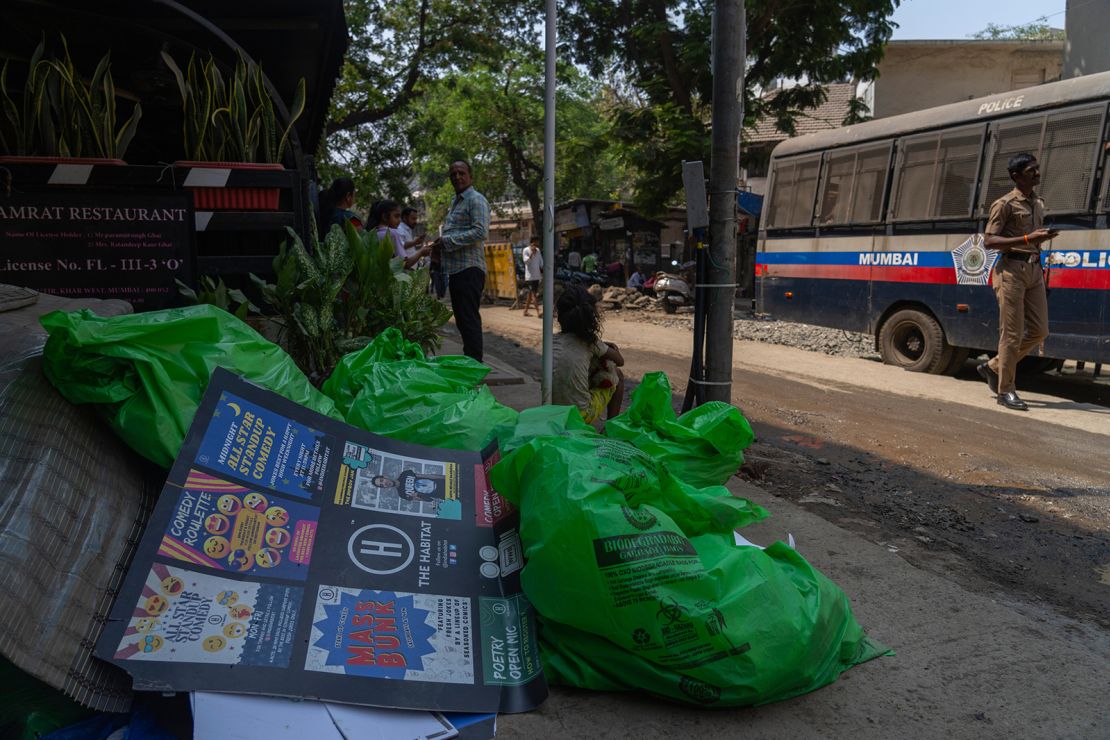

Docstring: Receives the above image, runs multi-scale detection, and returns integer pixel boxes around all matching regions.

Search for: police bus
[756,72,1110,374]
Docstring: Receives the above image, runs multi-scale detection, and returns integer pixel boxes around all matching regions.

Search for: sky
[889,0,1068,40]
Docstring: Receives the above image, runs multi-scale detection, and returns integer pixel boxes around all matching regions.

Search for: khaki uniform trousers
[986,257,1048,395]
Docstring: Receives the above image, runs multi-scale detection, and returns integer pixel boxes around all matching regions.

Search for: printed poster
[96,368,547,713]
[112,563,300,667]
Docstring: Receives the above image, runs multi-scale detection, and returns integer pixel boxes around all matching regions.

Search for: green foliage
[252,217,452,384]
[560,0,900,212]
[161,49,305,163]
[0,35,141,158]
[971,21,1065,41]
[176,275,260,320]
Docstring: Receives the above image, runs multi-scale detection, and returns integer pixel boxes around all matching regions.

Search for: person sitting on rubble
[553,284,625,427]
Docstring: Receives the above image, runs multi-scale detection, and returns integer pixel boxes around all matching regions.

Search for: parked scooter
[653,260,695,313]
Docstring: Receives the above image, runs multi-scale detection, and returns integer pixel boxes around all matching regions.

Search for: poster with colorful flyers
[96,368,548,713]
[112,563,301,667]
[156,469,318,580]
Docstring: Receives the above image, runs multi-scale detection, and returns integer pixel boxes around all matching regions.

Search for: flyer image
[306,587,474,685]
[156,469,318,580]
[112,563,301,667]
[335,442,462,520]
[194,391,335,501]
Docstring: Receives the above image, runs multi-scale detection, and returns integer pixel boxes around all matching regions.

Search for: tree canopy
[971,21,1065,41]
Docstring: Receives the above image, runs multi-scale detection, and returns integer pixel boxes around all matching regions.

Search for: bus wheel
[878,309,953,374]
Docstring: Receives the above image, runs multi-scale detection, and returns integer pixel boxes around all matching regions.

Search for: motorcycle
[653,260,695,314]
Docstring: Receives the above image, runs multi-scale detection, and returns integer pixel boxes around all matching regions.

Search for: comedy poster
[96,369,546,713]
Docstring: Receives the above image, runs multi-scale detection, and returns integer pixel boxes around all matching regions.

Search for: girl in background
[370,199,430,270]
[552,284,625,426]
[317,177,362,239]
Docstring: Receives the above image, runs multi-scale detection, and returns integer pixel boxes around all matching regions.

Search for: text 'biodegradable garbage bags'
[490,435,890,707]
[605,372,755,487]
[40,305,340,468]
[324,328,518,451]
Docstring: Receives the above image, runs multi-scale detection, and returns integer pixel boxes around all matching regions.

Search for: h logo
[347,524,414,574]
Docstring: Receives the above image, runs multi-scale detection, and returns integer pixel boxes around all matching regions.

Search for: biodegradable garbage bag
[605,372,754,487]
[323,328,490,416]
[40,305,340,468]
[490,434,889,706]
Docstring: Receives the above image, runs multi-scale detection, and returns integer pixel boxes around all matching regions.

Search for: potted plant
[0,35,142,165]
[161,50,305,210]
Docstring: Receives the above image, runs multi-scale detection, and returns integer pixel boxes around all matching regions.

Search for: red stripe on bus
[1046,269,1110,289]
[766,265,872,280]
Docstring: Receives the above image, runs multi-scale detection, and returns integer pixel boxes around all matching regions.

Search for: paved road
[474,306,1110,628]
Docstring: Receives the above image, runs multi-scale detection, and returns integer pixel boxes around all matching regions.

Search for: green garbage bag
[496,404,598,455]
[40,305,340,468]
[605,372,755,488]
[323,328,490,416]
[490,435,889,706]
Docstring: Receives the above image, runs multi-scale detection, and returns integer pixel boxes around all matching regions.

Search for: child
[553,284,625,426]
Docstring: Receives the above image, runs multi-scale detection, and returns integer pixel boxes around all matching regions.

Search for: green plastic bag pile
[491,434,890,706]
[40,307,887,706]
[40,305,340,468]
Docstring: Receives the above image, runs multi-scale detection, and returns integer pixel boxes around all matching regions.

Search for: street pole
[541,0,556,404]
[704,0,745,403]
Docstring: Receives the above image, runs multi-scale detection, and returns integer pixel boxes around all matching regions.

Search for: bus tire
[942,346,971,376]
[878,309,953,374]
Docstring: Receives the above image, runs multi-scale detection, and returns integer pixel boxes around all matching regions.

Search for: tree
[319,0,539,204]
[971,21,1065,41]
[560,0,900,212]
[408,50,629,234]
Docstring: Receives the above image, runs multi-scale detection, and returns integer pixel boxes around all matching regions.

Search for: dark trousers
[448,267,485,362]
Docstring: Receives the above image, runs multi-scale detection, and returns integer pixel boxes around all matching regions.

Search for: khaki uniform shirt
[985,188,1045,255]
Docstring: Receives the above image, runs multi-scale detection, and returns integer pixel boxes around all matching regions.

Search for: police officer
[977,153,1058,410]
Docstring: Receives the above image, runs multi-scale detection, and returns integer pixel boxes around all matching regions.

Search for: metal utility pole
[704,0,745,403]
[541,0,556,404]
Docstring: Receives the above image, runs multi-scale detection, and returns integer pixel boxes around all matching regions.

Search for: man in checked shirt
[429,160,491,361]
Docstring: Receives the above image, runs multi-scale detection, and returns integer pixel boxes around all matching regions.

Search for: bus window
[815,143,891,225]
[765,154,821,228]
[980,103,1106,214]
[891,125,984,221]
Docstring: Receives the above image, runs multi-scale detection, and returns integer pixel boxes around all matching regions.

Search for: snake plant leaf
[113,102,141,159]
[276,77,305,164]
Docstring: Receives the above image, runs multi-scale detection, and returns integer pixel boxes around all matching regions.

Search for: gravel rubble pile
[638,311,878,359]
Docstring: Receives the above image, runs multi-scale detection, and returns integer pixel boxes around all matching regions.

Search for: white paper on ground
[191,692,458,740]
[733,532,798,551]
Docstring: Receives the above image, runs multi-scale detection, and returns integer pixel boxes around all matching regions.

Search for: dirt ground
[471,305,1110,629]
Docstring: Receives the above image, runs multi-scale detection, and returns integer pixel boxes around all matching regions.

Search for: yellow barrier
[484,242,519,301]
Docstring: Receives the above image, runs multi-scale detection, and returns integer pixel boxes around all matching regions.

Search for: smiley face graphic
[264,506,289,526]
[205,513,231,535]
[134,617,160,634]
[227,605,253,620]
[215,590,239,606]
[254,547,281,569]
[204,536,230,559]
[243,492,268,512]
[264,527,291,549]
[144,594,169,616]
[140,634,164,653]
[223,622,247,639]
[202,635,227,652]
[227,548,252,572]
[216,495,242,515]
[160,575,184,596]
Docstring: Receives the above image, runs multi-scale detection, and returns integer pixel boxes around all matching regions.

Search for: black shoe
[997,391,1028,411]
[977,362,999,394]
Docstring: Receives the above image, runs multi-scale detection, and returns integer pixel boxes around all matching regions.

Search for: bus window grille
[818,152,856,225]
[935,131,983,218]
[851,146,890,223]
[1040,109,1103,213]
[790,157,821,227]
[892,136,939,221]
[981,117,1045,214]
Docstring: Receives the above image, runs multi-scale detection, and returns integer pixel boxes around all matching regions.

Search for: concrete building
[1065,0,1110,78]
[873,40,1064,119]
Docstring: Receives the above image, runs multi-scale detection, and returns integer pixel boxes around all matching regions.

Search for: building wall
[1065,0,1110,78]
[874,42,1064,119]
